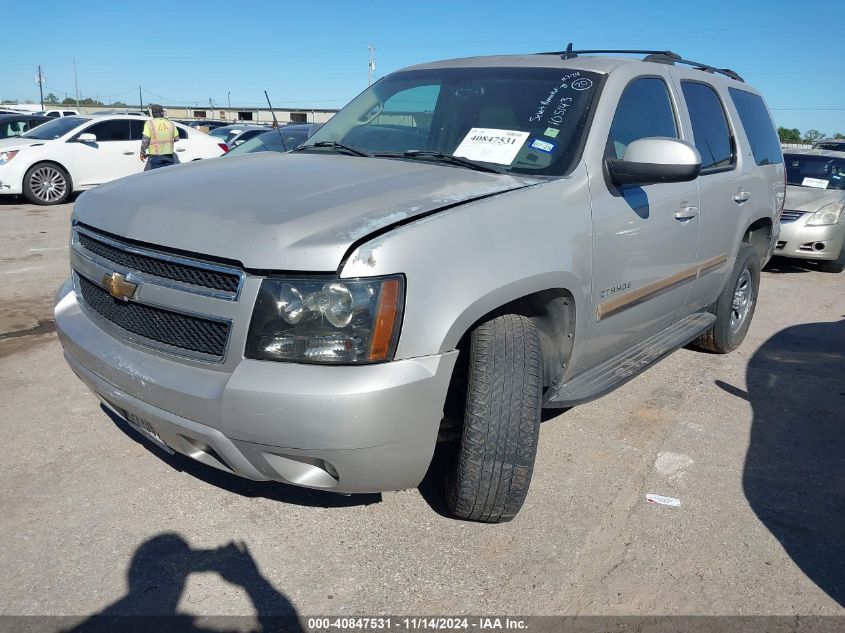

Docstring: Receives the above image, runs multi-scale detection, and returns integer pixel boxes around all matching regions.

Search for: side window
[177,126,188,140]
[728,88,783,166]
[128,120,145,140]
[609,77,677,159]
[681,81,734,172]
[85,120,132,142]
[63,111,77,117]
[4,121,27,137]
[239,130,261,143]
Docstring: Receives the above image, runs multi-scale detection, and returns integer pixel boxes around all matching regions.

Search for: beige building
[6,103,337,124]
[156,105,337,124]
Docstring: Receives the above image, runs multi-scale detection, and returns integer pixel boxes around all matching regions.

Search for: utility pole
[368,43,376,86]
[73,58,80,108]
[227,91,231,122]
[36,65,45,110]
[138,86,143,111]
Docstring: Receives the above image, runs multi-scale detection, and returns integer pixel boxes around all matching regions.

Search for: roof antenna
[264,90,288,151]
[561,42,576,60]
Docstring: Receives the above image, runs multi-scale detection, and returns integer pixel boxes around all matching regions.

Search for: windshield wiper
[293,141,372,157]
[376,150,503,174]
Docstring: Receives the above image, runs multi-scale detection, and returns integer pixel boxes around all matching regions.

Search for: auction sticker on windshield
[453,128,530,165]
[802,177,829,189]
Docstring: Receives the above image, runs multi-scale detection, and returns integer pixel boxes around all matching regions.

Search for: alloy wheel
[29,166,67,203]
[730,268,754,334]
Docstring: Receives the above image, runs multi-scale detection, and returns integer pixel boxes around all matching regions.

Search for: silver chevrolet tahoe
[55,48,785,522]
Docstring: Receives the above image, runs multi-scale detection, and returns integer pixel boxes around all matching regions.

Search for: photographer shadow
[64,533,303,633]
[719,317,845,607]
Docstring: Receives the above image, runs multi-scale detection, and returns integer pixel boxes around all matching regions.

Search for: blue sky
[2,0,842,135]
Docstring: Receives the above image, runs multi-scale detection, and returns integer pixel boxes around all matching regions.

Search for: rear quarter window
[728,88,783,166]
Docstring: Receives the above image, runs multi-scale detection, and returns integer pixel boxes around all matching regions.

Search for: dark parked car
[223,124,322,156]
[0,113,50,139]
[813,139,845,152]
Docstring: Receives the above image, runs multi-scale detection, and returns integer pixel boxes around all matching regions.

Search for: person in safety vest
[140,104,179,170]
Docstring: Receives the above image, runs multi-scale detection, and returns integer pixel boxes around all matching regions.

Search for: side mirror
[77,133,97,143]
[606,137,701,186]
[233,139,245,146]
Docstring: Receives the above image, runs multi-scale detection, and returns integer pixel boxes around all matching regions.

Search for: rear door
[672,77,742,311]
[581,74,700,369]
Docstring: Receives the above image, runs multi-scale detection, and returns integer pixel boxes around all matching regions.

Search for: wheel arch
[742,216,773,265]
[443,279,579,390]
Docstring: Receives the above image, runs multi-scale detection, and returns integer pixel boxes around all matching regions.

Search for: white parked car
[0,115,227,205]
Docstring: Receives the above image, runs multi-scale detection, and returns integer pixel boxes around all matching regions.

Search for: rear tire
[23,163,71,205]
[446,314,543,523]
[694,243,760,353]
[818,241,845,273]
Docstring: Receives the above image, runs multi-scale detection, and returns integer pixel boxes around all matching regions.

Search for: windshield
[784,153,845,190]
[305,66,603,177]
[21,116,89,140]
[209,127,232,138]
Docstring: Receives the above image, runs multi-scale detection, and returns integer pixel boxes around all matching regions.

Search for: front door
[66,119,141,186]
[580,76,700,370]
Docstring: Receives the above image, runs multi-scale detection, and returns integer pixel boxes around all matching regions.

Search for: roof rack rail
[537,43,745,83]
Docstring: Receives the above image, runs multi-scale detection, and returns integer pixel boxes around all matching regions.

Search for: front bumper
[0,160,28,195]
[775,217,845,261]
[55,279,458,493]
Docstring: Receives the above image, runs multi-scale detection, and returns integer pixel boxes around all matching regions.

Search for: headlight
[245,276,404,364]
[806,202,844,226]
[0,150,19,166]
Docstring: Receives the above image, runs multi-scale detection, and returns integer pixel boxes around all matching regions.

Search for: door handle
[733,190,751,203]
[674,205,699,221]
[122,151,134,155]
[176,148,186,152]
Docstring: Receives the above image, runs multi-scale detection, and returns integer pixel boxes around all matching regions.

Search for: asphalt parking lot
[1,196,843,619]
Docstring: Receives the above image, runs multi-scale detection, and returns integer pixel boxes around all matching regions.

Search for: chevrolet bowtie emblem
[101,272,138,301]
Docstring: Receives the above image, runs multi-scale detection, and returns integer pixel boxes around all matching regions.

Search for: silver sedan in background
[776,149,845,272]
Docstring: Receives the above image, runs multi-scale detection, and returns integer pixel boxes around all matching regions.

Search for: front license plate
[125,411,174,454]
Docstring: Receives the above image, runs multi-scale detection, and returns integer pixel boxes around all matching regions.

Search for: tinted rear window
[682,81,734,172]
[728,88,782,166]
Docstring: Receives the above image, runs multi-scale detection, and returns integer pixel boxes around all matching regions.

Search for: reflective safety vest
[143,117,178,155]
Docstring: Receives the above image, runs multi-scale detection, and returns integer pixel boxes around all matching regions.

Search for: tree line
[778,127,844,143]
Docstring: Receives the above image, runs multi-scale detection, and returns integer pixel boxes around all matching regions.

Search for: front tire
[23,163,71,205]
[818,241,845,273]
[446,314,543,523]
[694,243,761,353]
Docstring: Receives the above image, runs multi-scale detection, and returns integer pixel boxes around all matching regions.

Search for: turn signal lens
[369,279,400,361]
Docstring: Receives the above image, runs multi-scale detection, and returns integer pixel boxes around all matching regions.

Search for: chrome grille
[74,226,243,299]
[77,274,230,359]
[780,210,806,223]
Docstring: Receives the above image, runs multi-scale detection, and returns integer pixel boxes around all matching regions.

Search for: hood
[74,152,537,270]
[785,185,845,212]
[0,137,47,150]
